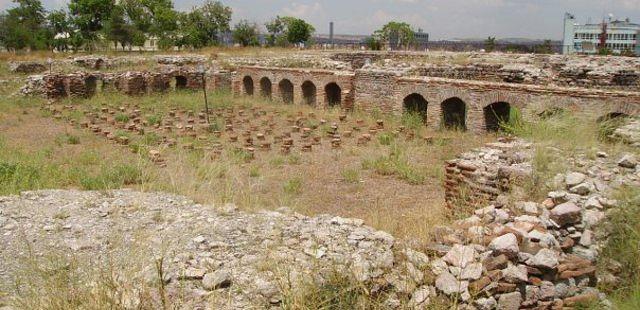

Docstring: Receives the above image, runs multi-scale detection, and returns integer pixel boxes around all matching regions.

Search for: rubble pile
[445,139,533,207]
[154,54,208,66]
[431,142,639,309]
[611,117,640,148]
[8,61,47,74]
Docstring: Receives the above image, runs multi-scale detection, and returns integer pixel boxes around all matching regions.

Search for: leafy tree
[265,16,286,46]
[0,0,50,51]
[285,18,314,45]
[199,0,232,43]
[103,4,137,50]
[68,0,115,49]
[264,16,314,47]
[484,36,496,52]
[375,22,415,50]
[232,20,259,47]
[364,36,381,50]
[178,0,231,49]
[48,10,71,51]
[119,0,178,50]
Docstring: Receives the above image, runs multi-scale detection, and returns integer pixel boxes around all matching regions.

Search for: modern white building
[563,13,640,56]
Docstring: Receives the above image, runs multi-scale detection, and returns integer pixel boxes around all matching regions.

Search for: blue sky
[1,0,639,39]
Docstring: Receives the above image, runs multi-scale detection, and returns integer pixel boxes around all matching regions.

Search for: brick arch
[242,75,254,96]
[325,82,342,107]
[278,78,295,104]
[440,97,467,130]
[301,80,317,106]
[259,76,272,99]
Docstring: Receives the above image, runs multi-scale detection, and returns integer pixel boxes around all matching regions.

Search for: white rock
[435,271,468,296]
[460,262,483,280]
[489,233,520,258]
[565,172,586,187]
[443,244,477,268]
[528,248,559,269]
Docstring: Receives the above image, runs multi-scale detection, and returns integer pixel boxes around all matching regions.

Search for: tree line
[0,0,315,52]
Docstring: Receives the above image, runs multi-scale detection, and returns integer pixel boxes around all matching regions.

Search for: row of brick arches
[242,76,342,107]
[402,93,511,132]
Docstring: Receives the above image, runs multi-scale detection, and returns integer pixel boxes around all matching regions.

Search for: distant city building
[563,13,640,56]
[413,29,429,50]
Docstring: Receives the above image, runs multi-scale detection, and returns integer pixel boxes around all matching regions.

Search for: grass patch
[362,144,426,185]
[341,168,360,184]
[79,164,145,190]
[55,133,80,145]
[280,269,386,309]
[599,186,640,305]
[283,177,303,195]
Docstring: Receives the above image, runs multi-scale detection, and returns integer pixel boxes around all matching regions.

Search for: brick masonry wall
[233,66,355,109]
[36,69,231,99]
[444,139,532,208]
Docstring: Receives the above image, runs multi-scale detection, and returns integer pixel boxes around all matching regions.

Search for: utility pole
[198,65,210,124]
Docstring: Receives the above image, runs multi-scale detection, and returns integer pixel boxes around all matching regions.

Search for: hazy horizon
[1,0,639,40]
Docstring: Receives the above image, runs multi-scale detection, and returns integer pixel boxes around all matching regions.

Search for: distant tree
[285,17,314,45]
[103,4,137,50]
[364,36,381,50]
[375,21,415,50]
[68,0,115,50]
[484,36,496,52]
[265,16,286,46]
[199,0,232,43]
[232,20,259,47]
[177,0,231,49]
[533,39,553,54]
[119,0,179,50]
[48,10,71,51]
[0,0,50,51]
[264,16,314,47]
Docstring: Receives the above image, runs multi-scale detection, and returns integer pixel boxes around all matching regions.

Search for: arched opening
[243,76,254,96]
[325,83,342,107]
[441,97,467,130]
[302,81,317,106]
[278,79,294,104]
[175,76,188,90]
[403,93,428,124]
[484,102,511,132]
[259,77,272,99]
[85,76,98,97]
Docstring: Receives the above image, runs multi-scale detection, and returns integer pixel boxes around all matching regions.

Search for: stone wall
[28,69,230,99]
[346,69,640,132]
[233,66,356,109]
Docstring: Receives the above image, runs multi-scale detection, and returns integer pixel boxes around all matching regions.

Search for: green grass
[79,164,145,190]
[341,168,360,184]
[283,177,303,195]
[280,269,387,310]
[599,186,640,305]
[362,144,426,185]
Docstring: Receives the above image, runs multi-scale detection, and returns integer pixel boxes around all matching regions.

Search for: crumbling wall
[444,139,532,207]
[9,61,47,74]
